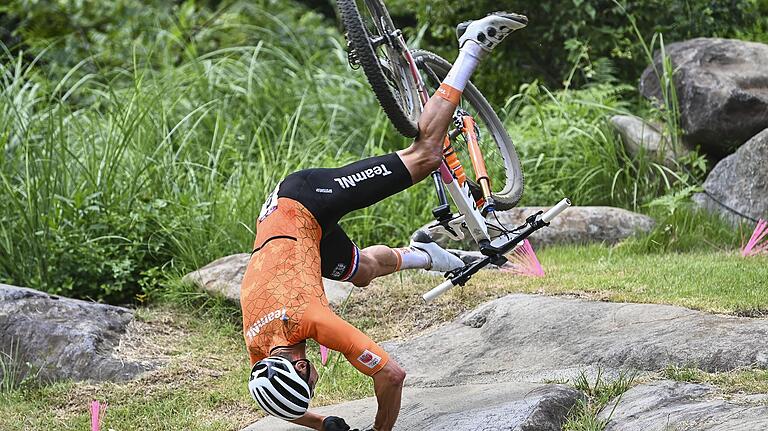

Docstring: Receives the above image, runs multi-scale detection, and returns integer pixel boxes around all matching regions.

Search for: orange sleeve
[299,303,389,376]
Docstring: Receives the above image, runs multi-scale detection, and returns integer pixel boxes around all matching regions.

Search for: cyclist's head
[248,355,318,420]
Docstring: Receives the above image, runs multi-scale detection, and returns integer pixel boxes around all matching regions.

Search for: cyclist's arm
[302,305,406,431]
[290,412,325,430]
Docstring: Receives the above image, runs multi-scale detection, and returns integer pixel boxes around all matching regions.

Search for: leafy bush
[386,0,767,101]
[500,80,705,210]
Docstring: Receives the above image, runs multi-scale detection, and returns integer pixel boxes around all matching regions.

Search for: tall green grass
[0,0,734,304]
[0,4,430,302]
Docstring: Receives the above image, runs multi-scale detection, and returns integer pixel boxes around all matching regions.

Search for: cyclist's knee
[404,142,442,173]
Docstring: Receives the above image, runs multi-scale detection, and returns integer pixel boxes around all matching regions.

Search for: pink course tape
[91,401,100,431]
[320,345,329,366]
[501,239,545,277]
[742,219,768,257]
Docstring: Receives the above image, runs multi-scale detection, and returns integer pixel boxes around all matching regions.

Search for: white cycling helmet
[248,356,312,420]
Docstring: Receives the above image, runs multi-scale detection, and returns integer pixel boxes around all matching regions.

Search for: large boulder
[245,383,583,431]
[600,380,768,431]
[184,254,354,307]
[693,128,768,224]
[610,115,689,166]
[0,284,147,383]
[420,206,655,251]
[385,294,768,387]
[640,38,768,157]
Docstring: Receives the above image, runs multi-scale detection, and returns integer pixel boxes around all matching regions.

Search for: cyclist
[242,11,527,431]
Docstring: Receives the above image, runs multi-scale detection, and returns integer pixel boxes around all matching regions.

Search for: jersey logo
[258,182,281,221]
[333,164,392,189]
[357,349,382,369]
[315,188,333,194]
[331,263,347,278]
[245,307,287,340]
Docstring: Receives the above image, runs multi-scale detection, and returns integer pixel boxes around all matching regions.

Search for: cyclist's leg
[278,153,412,233]
[397,37,492,183]
[320,225,461,287]
[398,13,527,183]
[320,225,420,288]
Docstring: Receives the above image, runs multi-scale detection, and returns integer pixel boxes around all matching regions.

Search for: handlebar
[422,279,454,302]
[422,198,571,303]
[541,198,571,223]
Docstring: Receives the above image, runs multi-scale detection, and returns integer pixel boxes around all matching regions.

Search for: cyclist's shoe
[411,230,465,272]
[456,12,528,51]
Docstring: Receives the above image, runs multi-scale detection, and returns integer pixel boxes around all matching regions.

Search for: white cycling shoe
[456,11,528,51]
[411,230,465,273]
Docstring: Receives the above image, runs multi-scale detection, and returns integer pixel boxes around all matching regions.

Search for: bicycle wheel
[337,0,421,138]
[412,49,524,210]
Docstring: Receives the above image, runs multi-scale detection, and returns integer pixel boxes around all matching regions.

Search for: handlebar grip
[423,279,455,302]
[541,198,571,223]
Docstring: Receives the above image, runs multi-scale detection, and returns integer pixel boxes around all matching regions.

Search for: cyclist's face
[293,359,318,392]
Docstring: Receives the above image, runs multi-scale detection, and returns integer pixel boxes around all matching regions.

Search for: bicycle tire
[337,0,420,138]
[412,49,524,210]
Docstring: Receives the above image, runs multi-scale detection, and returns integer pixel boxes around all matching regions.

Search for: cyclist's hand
[322,416,351,431]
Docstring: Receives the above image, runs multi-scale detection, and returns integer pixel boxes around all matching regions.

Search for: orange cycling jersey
[240,197,388,376]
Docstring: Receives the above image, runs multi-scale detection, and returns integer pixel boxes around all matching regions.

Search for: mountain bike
[337,0,571,301]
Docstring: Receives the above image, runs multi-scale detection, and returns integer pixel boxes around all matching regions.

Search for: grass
[0,243,765,429]
[663,365,768,396]
[343,245,768,342]
[0,305,372,431]
[563,369,636,431]
[0,0,718,306]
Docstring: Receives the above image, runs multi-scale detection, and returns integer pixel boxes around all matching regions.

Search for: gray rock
[640,38,768,157]
[610,115,689,165]
[422,206,655,251]
[693,128,768,224]
[0,284,147,383]
[184,253,353,306]
[385,294,768,387]
[600,380,768,431]
[244,383,583,431]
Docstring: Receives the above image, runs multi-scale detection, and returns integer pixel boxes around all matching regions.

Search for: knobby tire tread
[337,0,419,138]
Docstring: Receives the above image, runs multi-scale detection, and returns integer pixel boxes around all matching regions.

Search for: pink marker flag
[90,401,100,431]
[742,219,768,257]
[320,345,330,366]
[501,239,545,277]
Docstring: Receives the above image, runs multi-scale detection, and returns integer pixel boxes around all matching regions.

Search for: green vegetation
[0,0,758,303]
[0,305,371,430]
[0,0,766,428]
[663,365,768,395]
[563,370,636,431]
[388,0,768,99]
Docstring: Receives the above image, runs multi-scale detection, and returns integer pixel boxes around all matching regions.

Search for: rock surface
[640,38,768,157]
[245,383,583,431]
[600,380,768,431]
[385,294,768,387]
[610,115,689,165]
[693,128,768,224]
[245,293,768,430]
[184,253,353,306]
[422,206,655,251]
[0,284,147,383]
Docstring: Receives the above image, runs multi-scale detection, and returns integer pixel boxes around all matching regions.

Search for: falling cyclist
[241,11,528,431]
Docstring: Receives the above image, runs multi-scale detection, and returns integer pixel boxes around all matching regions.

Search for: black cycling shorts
[269,152,412,281]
